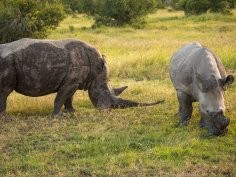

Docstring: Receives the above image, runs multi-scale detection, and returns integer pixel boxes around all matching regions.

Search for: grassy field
[0,9,236,176]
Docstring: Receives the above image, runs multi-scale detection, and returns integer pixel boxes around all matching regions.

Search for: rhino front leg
[53,85,78,116]
[64,96,75,113]
[177,90,193,125]
[0,67,15,119]
[199,116,207,128]
[0,96,7,118]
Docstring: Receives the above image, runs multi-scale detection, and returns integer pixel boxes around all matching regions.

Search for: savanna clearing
[0,9,236,176]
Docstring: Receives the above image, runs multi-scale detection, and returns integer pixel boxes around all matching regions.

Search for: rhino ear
[219,75,234,87]
[97,55,106,72]
[196,73,218,92]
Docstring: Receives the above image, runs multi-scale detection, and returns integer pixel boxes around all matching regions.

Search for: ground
[0,9,235,177]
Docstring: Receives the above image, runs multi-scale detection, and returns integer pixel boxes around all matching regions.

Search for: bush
[178,0,231,15]
[94,0,158,27]
[226,0,235,8]
[62,0,157,27]
[61,0,83,13]
[0,0,65,44]
[178,0,210,15]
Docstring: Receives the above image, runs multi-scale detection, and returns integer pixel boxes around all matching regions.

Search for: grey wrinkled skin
[0,38,163,117]
[169,42,234,136]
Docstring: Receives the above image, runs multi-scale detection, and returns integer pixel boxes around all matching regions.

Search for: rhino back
[169,42,203,93]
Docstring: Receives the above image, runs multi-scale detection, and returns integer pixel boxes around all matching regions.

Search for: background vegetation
[0,7,235,176]
[178,0,235,15]
[0,0,65,43]
[1,0,235,44]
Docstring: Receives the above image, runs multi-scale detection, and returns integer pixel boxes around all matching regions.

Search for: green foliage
[62,0,157,27]
[209,0,229,13]
[227,0,236,8]
[0,0,65,43]
[178,0,210,15]
[61,0,85,13]
[178,0,232,15]
[94,0,158,27]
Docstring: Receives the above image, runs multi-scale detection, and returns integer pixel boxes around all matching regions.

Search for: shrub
[0,0,65,44]
[208,0,229,13]
[63,0,157,27]
[92,0,158,27]
[61,0,83,13]
[178,0,210,15]
[61,0,98,15]
[226,0,235,8]
[178,0,231,15]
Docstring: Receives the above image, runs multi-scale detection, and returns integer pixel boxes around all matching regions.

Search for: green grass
[0,9,236,176]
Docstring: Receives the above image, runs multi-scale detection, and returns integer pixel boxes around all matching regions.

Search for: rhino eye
[222,85,226,91]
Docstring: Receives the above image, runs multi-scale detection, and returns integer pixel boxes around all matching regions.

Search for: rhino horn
[111,98,165,109]
[112,86,128,96]
[88,83,164,109]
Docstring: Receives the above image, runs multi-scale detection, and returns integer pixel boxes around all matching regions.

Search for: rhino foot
[0,111,13,122]
[63,108,76,113]
[199,117,207,128]
[179,119,190,126]
[51,111,66,118]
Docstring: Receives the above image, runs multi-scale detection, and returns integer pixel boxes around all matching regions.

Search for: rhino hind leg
[177,90,193,125]
[64,96,75,113]
[53,85,78,116]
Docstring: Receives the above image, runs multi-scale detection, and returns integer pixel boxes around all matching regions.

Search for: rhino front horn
[113,86,128,96]
[111,98,164,109]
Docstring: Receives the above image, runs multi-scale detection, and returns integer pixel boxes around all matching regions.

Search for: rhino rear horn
[113,86,128,96]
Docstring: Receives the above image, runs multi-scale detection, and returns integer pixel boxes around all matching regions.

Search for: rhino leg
[53,85,78,116]
[177,90,193,125]
[64,96,75,113]
[0,69,15,118]
[0,96,7,117]
[0,89,14,119]
[199,117,207,128]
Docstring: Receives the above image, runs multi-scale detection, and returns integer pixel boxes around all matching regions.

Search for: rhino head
[197,73,234,135]
[88,56,163,109]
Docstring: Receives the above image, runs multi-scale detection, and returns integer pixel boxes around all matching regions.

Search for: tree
[0,0,65,43]
[91,0,158,27]
[178,0,231,15]
[61,0,157,27]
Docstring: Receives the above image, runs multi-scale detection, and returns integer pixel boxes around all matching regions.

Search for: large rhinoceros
[0,38,163,117]
[169,42,234,136]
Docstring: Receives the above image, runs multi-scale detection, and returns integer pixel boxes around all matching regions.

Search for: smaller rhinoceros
[169,42,234,135]
[0,38,163,117]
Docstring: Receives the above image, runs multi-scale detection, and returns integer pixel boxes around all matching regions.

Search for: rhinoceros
[0,38,163,117]
[169,42,234,135]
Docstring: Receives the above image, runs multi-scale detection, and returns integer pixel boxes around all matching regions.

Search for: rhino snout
[210,115,230,136]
